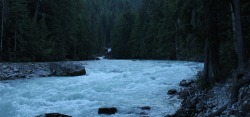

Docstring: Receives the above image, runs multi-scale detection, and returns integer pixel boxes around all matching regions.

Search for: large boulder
[36,113,72,117]
[98,107,117,115]
[50,63,86,76]
[168,89,177,95]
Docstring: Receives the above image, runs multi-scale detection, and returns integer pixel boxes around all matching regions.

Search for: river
[0,60,203,117]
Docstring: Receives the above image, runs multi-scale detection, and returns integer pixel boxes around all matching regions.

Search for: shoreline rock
[179,79,194,87]
[167,89,177,95]
[50,63,86,76]
[168,79,250,117]
[0,62,86,80]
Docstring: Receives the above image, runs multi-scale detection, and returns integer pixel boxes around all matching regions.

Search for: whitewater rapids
[0,60,202,117]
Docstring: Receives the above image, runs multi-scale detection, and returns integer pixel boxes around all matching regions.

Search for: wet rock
[36,113,72,117]
[140,112,149,117]
[172,89,200,117]
[2,65,8,69]
[26,70,33,73]
[180,80,194,87]
[168,89,177,95]
[17,74,26,78]
[140,106,151,110]
[50,63,86,76]
[140,112,147,115]
[98,107,117,115]
[227,88,250,116]
[178,89,190,99]
[165,115,173,117]
[196,101,207,112]
[13,68,19,72]
[0,62,87,80]
[39,74,47,77]
[0,76,4,80]
[171,77,250,117]
[104,51,112,59]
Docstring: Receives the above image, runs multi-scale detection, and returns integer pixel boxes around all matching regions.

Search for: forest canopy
[0,0,141,61]
[0,0,249,66]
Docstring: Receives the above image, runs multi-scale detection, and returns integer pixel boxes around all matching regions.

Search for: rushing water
[0,60,203,117]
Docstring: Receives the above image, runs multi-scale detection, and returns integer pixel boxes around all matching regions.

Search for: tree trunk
[14,29,17,60]
[73,40,77,60]
[203,0,220,86]
[231,0,247,73]
[1,0,5,54]
[172,36,177,60]
[230,0,249,105]
[209,1,249,116]
[34,0,41,23]
[172,23,178,60]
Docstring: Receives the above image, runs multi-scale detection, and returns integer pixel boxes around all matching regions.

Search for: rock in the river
[179,80,194,87]
[168,89,177,95]
[50,63,86,76]
[95,58,100,60]
[98,107,117,115]
[140,106,151,110]
[140,112,149,117]
[36,113,72,117]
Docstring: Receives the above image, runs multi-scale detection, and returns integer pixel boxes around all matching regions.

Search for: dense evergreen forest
[0,0,249,62]
[0,0,141,61]
[0,0,250,77]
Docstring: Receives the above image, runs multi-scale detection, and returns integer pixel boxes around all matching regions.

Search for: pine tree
[112,11,135,58]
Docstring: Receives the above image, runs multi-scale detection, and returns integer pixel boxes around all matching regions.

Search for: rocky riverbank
[167,79,250,117]
[0,62,86,80]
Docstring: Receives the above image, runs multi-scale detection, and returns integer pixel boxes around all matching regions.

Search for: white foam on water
[108,48,112,53]
[0,60,203,117]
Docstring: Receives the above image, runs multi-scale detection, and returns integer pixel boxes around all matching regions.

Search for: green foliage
[112,0,205,60]
[1,0,142,61]
[111,11,135,59]
[0,0,249,67]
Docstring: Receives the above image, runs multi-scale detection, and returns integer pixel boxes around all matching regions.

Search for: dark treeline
[0,0,250,80]
[112,0,250,62]
[0,0,140,61]
[112,0,250,77]
[112,0,250,98]
[112,0,205,60]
